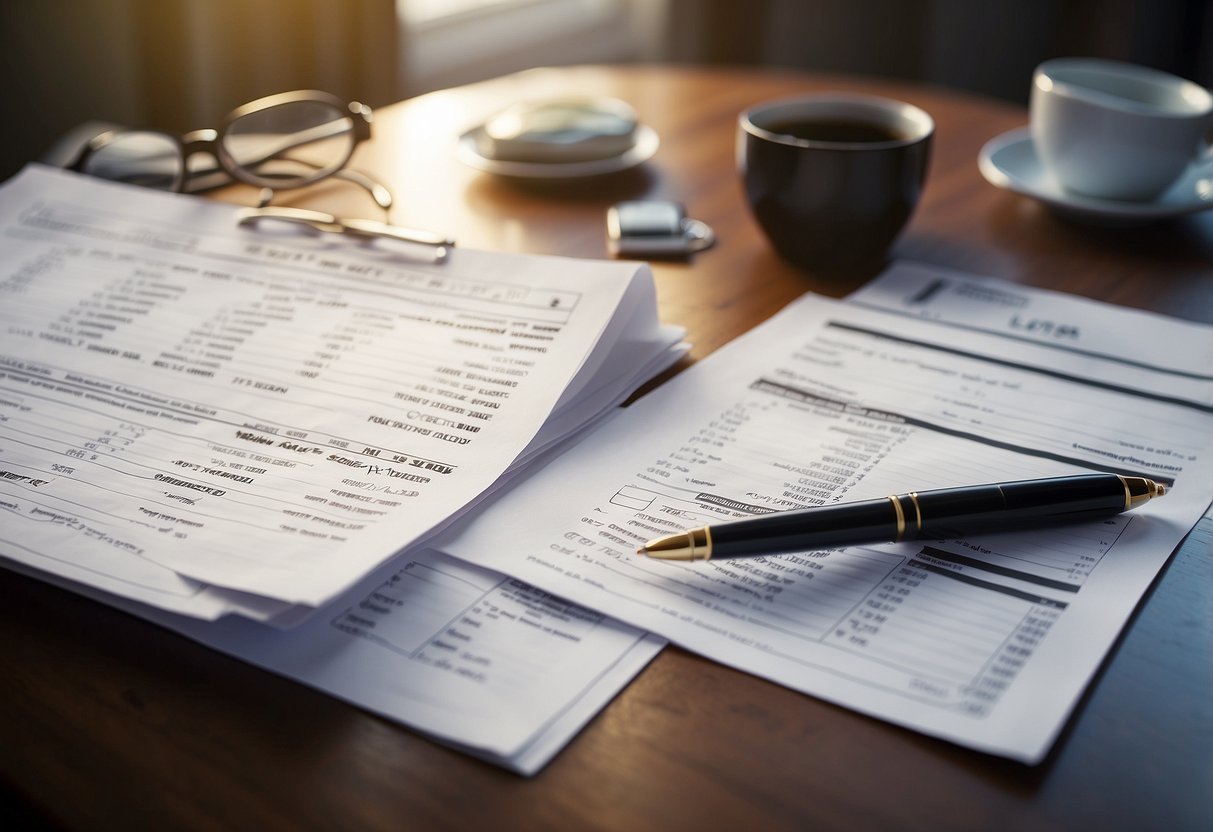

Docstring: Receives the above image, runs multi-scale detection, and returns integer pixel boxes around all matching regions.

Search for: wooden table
[3,66,1211,831]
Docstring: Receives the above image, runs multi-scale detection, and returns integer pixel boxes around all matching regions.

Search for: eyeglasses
[70,90,389,204]
[69,90,452,259]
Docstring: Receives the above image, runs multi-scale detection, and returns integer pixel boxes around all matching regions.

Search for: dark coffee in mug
[764,118,908,144]
[738,94,934,274]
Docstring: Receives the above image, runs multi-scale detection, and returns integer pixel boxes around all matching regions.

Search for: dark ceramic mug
[738,94,934,273]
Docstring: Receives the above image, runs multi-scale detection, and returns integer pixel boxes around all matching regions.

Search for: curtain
[662,0,1212,105]
[132,0,402,130]
[0,0,401,181]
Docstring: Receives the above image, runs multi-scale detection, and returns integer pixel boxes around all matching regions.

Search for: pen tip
[635,546,649,557]
[1122,476,1167,509]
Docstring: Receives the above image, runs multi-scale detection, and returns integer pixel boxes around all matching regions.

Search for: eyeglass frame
[67,89,381,199]
[66,89,452,260]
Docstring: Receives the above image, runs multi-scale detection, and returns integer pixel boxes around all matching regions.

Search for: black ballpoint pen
[636,473,1166,561]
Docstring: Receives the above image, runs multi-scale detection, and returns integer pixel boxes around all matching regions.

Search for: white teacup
[1030,58,1213,201]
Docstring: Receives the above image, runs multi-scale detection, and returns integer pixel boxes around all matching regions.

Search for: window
[398,0,664,95]
[403,0,521,25]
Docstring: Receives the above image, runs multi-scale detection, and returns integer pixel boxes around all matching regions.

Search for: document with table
[0,166,675,771]
[0,165,684,618]
[438,262,1213,763]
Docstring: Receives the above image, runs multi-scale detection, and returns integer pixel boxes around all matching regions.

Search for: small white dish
[457,124,659,179]
[978,126,1213,224]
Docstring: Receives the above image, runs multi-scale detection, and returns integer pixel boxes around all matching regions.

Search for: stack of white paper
[0,165,679,770]
[0,166,685,620]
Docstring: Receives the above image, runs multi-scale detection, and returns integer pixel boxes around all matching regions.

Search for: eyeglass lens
[221,100,356,188]
[80,131,184,191]
[80,98,358,193]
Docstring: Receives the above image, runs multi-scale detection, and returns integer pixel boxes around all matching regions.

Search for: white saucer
[978,126,1213,224]
[457,124,659,179]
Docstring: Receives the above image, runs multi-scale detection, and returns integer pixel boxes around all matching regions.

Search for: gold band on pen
[908,492,923,535]
[887,495,906,541]
[680,526,712,560]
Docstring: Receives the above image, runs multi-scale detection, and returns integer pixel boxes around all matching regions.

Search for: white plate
[978,126,1213,224]
[457,124,659,179]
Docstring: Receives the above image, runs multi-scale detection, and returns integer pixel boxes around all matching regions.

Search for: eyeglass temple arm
[234,206,453,262]
[339,217,453,249]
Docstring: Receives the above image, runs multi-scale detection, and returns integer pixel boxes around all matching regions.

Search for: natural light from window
[402,0,518,25]
[397,0,653,96]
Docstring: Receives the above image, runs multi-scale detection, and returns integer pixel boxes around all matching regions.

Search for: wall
[665,0,1213,104]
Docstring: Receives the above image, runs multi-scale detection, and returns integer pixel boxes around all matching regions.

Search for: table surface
[3,65,1211,831]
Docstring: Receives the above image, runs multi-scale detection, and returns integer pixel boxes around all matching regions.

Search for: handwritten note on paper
[0,166,681,616]
[438,266,1213,762]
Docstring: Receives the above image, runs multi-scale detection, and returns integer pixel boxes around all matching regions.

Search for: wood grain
[2,66,1211,831]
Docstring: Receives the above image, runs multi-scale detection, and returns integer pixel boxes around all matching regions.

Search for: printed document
[0,166,684,616]
[14,546,662,775]
[438,262,1213,762]
[0,165,675,773]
